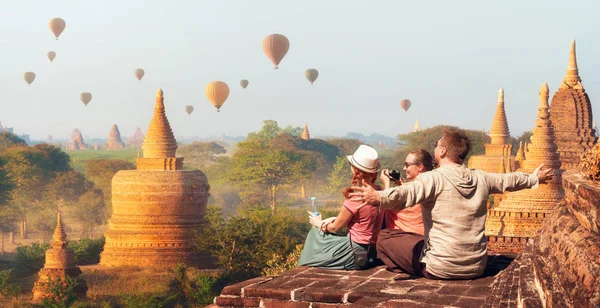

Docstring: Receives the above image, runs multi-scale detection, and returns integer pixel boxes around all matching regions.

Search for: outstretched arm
[350,173,437,210]
[485,164,553,194]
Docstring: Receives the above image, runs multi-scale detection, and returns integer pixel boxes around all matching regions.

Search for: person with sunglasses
[349,129,554,279]
[376,149,433,273]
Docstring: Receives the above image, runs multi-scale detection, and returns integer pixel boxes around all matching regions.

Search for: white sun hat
[346,145,381,173]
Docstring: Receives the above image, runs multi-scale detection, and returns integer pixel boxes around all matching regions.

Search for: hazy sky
[2,1,599,141]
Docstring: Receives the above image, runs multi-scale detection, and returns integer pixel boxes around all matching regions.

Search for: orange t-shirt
[384,205,424,235]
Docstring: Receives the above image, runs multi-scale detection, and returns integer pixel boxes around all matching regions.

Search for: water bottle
[310,197,318,216]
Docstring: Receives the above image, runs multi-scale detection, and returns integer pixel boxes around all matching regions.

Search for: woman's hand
[380,169,391,189]
[308,211,323,228]
[320,217,336,232]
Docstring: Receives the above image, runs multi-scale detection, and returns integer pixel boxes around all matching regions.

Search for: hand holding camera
[380,169,404,188]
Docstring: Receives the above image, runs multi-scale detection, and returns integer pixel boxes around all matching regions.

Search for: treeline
[0,132,134,253]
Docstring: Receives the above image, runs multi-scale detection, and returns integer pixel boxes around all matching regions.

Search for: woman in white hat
[297,145,383,270]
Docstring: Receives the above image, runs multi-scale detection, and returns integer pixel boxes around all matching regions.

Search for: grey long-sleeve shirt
[376,164,539,279]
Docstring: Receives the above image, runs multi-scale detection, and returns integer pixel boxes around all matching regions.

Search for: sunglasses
[404,161,420,168]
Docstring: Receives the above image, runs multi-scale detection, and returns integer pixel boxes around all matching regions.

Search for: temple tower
[549,40,596,169]
[486,82,564,253]
[100,89,210,267]
[127,127,145,147]
[468,88,514,172]
[105,124,125,150]
[301,123,310,140]
[413,116,421,132]
[69,129,87,150]
[32,213,87,301]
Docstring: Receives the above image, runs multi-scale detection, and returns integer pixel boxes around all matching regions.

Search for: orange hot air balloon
[47,51,56,62]
[185,105,194,115]
[240,79,249,89]
[80,92,92,106]
[134,68,145,82]
[205,81,230,112]
[304,69,319,85]
[49,18,66,40]
[24,72,36,86]
[262,34,290,69]
[400,99,412,112]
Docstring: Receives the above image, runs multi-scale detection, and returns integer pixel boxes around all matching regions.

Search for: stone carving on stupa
[486,82,564,253]
[69,129,87,150]
[413,116,421,132]
[127,127,144,147]
[514,141,526,166]
[104,124,125,150]
[32,213,87,301]
[549,40,596,170]
[468,88,515,172]
[580,142,600,181]
[100,89,210,267]
[301,123,310,140]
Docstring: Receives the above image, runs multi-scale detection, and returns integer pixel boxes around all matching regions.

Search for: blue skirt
[297,227,367,270]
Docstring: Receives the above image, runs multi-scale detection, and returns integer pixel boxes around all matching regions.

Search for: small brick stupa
[549,40,596,169]
[100,89,210,267]
[469,88,514,173]
[301,123,310,140]
[104,124,125,150]
[127,127,144,147]
[69,129,87,150]
[486,82,564,253]
[32,213,87,301]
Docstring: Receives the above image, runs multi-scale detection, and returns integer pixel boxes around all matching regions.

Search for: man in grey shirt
[350,129,554,279]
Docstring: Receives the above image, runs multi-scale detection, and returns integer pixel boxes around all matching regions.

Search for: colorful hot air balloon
[134,68,145,82]
[80,92,92,106]
[205,81,230,112]
[262,34,290,69]
[49,18,66,40]
[24,72,36,86]
[305,69,319,85]
[400,99,412,113]
[240,79,249,89]
[47,51,56,62]
[185,105,194,115]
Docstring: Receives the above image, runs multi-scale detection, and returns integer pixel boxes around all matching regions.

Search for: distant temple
[127,127,145,147]
[549,40,596,169]
[301,123,310,140]
[100,89,210,267]
[468,88,515,172]
[104,124,125,150]
[413,116,421,132]
[0,121,13,134]
[486,82,564,253]
[69,129,87,150]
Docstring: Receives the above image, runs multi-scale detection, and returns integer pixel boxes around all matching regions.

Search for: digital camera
[388,169,401,181]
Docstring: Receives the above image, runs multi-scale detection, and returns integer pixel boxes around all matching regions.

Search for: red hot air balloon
[400,99,412,112]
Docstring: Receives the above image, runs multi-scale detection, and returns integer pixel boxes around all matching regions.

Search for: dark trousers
[377,229,438,279]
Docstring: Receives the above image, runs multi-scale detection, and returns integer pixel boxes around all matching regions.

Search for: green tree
[73,189,106,238]
[229,139,316,210]
[0,132,26,152]
[326,157,352,197]
[324,138,363,157]
[176,141,227,170]
[246,120,282,141]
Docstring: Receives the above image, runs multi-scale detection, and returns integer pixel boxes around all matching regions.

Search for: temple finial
[489,88,510,145]
[561,40,582,89]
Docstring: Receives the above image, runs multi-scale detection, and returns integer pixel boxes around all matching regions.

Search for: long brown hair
[342,166,379,199]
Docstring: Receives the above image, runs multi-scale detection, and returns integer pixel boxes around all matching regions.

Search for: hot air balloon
[240,79,249,89]
[24,72,36,86]
[400,99,412,113]
[49,18,66,40]
[305,69,319,85]
[80,92,92,106]
[47,51,56,62]
[134,68,145,82]
[205,81,230,112]
[262,34,290,69]
[185,105,194,115]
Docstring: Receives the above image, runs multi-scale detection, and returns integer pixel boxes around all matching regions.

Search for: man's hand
[348,179,381,208]
[533,164,554,183]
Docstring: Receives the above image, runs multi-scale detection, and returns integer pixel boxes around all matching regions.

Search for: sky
[1,0,599,141]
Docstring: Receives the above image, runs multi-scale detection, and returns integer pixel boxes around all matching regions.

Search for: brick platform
[213,255,513,308]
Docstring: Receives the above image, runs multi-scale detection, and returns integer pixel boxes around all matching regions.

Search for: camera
[388,170,401,181]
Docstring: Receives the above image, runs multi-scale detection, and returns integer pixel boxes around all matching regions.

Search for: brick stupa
[104,124,125,150]
[469,88,515,172]
[549,40,596,170]
[100,89,210,267]
[69,129,87,150]
[127,127,144,147]
[301,123,310,140]
[486,82,564,253]
[32,213,87,301]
